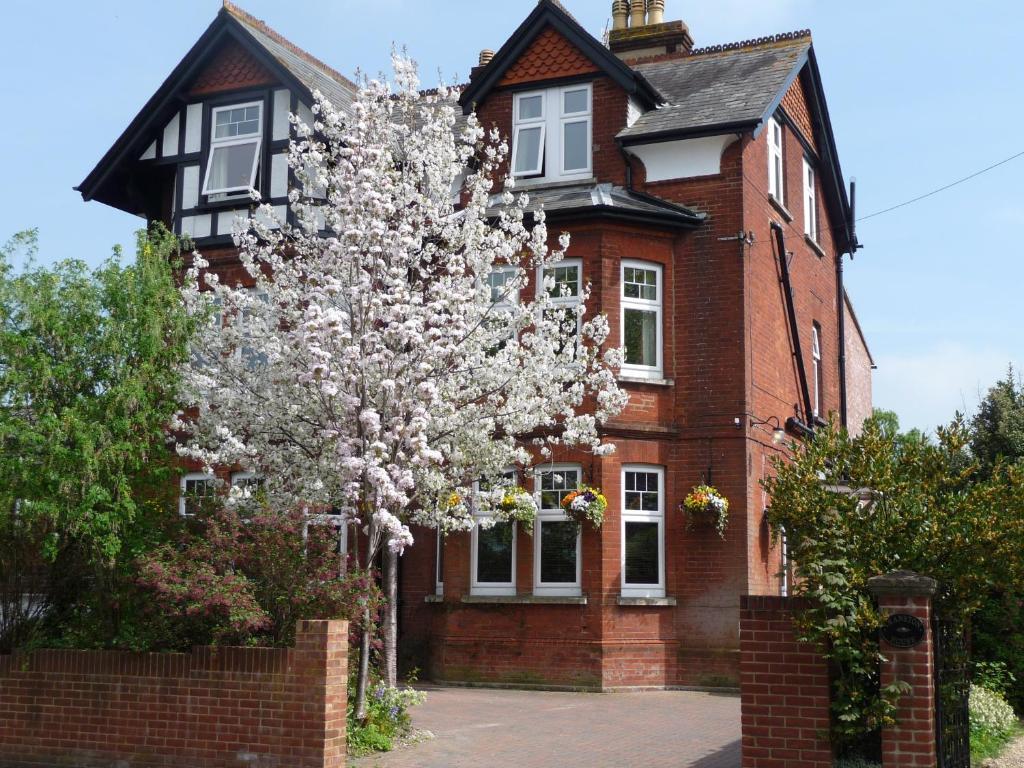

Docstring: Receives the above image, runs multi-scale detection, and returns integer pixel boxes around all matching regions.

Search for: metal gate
[933,616,970,768]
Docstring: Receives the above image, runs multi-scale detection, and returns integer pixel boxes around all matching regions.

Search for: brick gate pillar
[867,571,938,768]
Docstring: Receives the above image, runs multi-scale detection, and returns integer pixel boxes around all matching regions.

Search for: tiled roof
[618,32,811,141]
[223,1,357,113]
[488,183,703,226]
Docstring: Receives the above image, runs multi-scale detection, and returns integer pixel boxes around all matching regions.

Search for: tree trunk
[353,605,373,720]
[382,546,399,688]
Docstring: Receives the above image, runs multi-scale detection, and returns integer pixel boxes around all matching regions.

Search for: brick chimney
[608,0,694,60]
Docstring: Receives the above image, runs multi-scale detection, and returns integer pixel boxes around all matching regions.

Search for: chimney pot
[629,0,646,27]
[478,49,495,66]
[611,0,628,31]
[646,0,665,25]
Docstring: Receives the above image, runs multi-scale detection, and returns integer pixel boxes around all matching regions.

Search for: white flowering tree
[178,55,627,716]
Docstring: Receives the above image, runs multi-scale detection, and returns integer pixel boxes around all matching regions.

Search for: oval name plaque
[881,613,926,649]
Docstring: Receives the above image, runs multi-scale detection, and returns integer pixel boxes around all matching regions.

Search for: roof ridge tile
[222,0,357,91]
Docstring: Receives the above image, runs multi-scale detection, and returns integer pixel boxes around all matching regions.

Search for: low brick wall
[0,620,347,768]
[740,596,833,768]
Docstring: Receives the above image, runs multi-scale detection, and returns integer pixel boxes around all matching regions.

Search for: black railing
[933,616,971,768]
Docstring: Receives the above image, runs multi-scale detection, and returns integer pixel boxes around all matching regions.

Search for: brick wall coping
[867,570,938,597]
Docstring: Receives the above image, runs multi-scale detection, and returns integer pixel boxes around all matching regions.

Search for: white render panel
[626,135,739,182]
[180,214,212,239]
[217,210,248,237]
[161,113,180,157]
[184,104,203,153]
[254,205,287,230]
[296,102,314,137]
[140,141,157,161]
[270,153,288,198]
[272,89,290,141]
[626,96,643,128]
[181,165,201,210]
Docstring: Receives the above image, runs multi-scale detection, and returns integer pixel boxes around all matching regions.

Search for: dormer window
[203,102,263,197]
[512,84,592,182]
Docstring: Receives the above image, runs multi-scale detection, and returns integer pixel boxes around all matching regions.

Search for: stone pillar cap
[867,570,938,597]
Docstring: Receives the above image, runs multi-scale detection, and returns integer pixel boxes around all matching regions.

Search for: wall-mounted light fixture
[750,415,787,445]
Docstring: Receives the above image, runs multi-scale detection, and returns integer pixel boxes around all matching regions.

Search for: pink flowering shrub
[136,504,377,649]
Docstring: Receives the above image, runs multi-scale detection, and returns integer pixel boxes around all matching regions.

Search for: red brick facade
[85,4,867,694]
[0,621,347,768]
[401,27,854,690]
[739,596,833,767]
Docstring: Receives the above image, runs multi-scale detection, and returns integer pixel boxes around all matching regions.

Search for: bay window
[203,102,263,197]
[534,466,582,597]
[541,259,582,354]
[621,261,663,377]
[512,84,592,182]
[471,471,517,596]
[621,466,665,598]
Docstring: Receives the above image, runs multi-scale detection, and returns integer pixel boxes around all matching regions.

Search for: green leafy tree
[0,226,195,649]
[764,414,1024,748]
[970,367,1024,476]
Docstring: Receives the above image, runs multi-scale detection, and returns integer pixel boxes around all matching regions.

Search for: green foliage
[763,413,1024,748]
[970,684,1021,763]
[0,225,196,650]
[970,366,1024,477]
[973,660,1017,698]
[347,668,427,756]
[833,757,881,768]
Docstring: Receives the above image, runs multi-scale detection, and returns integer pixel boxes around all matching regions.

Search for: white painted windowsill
[618,375,674,387]
[617,596,677,607]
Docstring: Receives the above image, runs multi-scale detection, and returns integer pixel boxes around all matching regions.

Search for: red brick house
[78,0,871,690]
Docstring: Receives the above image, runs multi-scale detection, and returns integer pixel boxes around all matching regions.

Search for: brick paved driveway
[349,685,740,768]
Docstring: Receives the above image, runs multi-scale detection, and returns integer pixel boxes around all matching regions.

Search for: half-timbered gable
[77,1,355,247]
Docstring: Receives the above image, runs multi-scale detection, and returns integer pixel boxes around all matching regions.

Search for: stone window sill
[617,596,677,607]
[424,594,444,604]
[618,375,674,387]
[461,595,588,606]
[769,195,794,223]
[804,234,827,259]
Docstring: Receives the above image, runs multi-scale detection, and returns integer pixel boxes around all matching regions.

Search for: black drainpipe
[771,222,814,432]
[836,179,860,432]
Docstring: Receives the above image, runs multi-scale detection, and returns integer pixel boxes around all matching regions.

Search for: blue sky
[1,0,1021,433]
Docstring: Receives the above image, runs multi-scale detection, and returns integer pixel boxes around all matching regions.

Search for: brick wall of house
[740,596,833,768]
[0,621,347,768]
[845,298,873,436]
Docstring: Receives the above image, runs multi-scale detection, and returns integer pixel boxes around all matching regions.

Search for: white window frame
[202,101,264,196]
[767,117,784,203]
[803,157,818,241]
[533,464,583,597]
[235,286,269,369]
[620,465,666,599]
[302,510,349,570]
[435,530,445,597]
[470,472,517,596]
[179,472,217,517]
[512,91,546,177]
[811,323,822,418]
[620,260,664,378]
[558,84,593,178]
[538,258,582,351]
[512,84,592,182]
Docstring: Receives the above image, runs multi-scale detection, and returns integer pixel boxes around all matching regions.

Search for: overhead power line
[857,149,1024,223]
